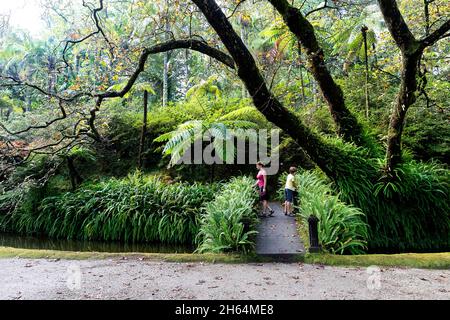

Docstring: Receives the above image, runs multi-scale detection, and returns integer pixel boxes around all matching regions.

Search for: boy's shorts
[285,189,295,203]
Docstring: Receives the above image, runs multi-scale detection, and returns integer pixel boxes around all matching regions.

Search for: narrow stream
[0,234,194,253]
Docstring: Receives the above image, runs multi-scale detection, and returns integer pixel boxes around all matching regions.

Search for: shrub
[197,177,259,254]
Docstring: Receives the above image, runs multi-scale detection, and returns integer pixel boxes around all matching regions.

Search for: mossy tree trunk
[268,0,364,146]
[385,51,421,174]
[377,0,450,175]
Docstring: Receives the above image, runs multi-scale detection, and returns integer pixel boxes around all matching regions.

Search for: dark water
[0,234,194,253]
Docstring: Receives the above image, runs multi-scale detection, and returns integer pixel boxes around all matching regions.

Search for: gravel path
[0,258,448,300]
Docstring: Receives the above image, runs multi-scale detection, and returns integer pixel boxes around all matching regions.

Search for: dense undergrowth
[324,139,449,252]
[338,160,450,252]
[0,174,261,254]
[1,96,448,254]
[197,177,259,254]
[1,173,218,245]
[279,139,449,253]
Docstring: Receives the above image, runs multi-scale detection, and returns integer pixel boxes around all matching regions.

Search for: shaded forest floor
[1,257,448,300]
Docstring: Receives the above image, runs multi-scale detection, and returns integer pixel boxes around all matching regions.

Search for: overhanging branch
[420,19,450,49]
[95,39,235,100]
[1,38,235,153]
[61,0,114,70]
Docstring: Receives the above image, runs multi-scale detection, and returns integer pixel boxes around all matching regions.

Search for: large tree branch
[377,0,418,53]
[191,0,347,178]
[61,0,114,70]
[2,39,234,103]
[0,101,69,136]
[376,0,424,174]
[304,0,338,18]
[0,76,91,102]
[90,39,235,142]
[148,39,236,69]
[1,38,236,161]
[420,19,450,49]
[95,39,235,102]
[267,0,364,145]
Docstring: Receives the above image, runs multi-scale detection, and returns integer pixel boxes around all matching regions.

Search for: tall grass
[317,137,449,252]
[0,181,48,232]
[2,173,218,245]
[279,171,369,255]
[336,160,449,252]
[196,177,259,254]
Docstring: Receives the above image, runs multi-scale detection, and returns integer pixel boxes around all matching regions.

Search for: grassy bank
[1,246,449,269]
[305,252,450,269]
[0,246,248,263]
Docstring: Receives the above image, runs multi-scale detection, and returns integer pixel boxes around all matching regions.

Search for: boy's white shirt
[285,174,296,191]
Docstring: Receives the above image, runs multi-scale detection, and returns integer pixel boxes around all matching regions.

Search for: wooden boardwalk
[255,203,305,260]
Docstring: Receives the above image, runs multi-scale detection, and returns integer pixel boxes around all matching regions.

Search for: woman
[255,162,275,217]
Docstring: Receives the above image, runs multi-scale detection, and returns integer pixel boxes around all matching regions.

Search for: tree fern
[154,108,260,167]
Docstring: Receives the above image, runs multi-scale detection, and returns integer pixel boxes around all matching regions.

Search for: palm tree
[0,31,50,111]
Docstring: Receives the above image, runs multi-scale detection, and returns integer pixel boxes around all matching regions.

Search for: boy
[284,167,298,217]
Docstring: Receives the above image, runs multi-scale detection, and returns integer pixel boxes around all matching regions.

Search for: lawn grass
[0,246,448,269]
[0,246,249,263]
[304,252,450,269]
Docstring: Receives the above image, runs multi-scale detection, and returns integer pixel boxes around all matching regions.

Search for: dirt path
[1,258,448,300]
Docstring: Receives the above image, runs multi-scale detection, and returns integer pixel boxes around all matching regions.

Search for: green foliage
[186,76,222,100]
[6,154,60,187]
[330,147,450,252]
[278,135,449,253]
[279,171,369,255]
[0,186,27,218]
[197,177,259,254]
[0,96,15,114]
[2,172,218,245]
[153,98,263,168]
[107,81,156,99]
[403,104,450,164]
[155,119,258,168]
[68,146,96,162]
[218,106,265,124]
